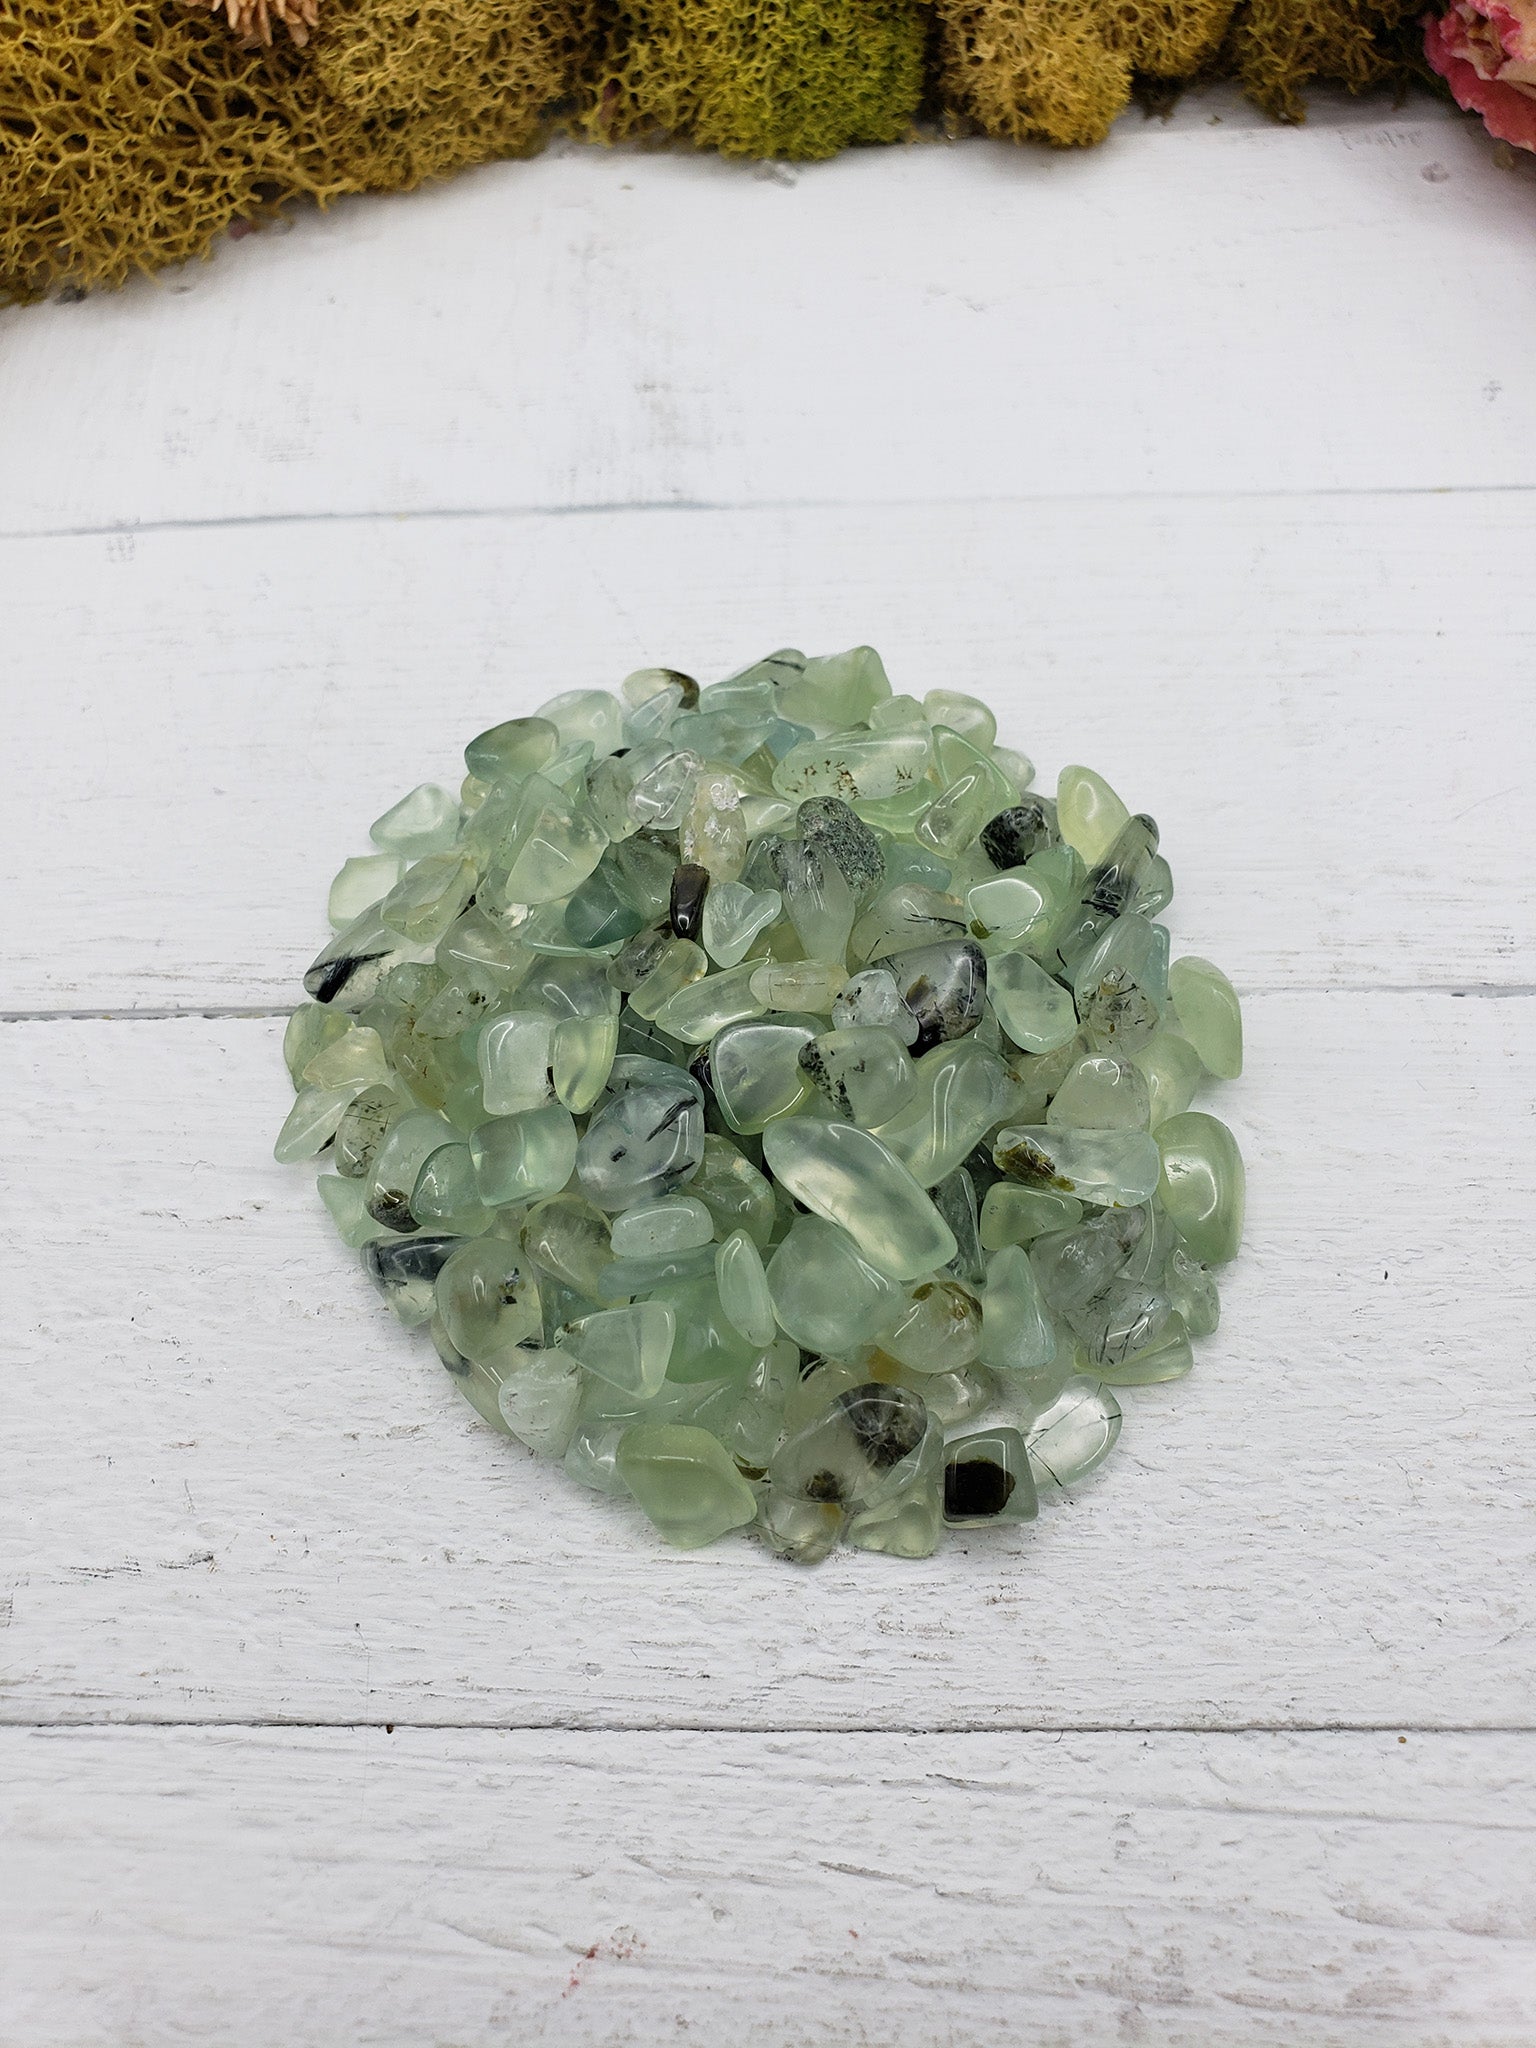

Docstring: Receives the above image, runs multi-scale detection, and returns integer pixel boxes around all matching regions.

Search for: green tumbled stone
[993,1124,1161,1208]
[1156,1111,1245,1265]
[1026,1376,1122,1487]
[1131,1029,1204,1129]
[714,1229,777,1347]
[273,1081,364,1163]
[1047,1054,1150,1132]
[762,1117,957,1282]
[653,1274,759,1383]
[710,1018,815,1134]
[799,1026,916,1127]
[561,1301,676,1399]
[701,880,782,967]
[617,1425,759,1549]
[978,1183,1083,1250]
[469,1103,579,1207]
[329,853,405,930]
[436,1237,543,1372]
[370,783,461,859]
[873,1038,1011,1188]
[987,949,1078,1055]
[1168,956,1244,1080]
[767,1214,900,1354]
[1056,764,1129,866]
[942,1427,1038,1526]
[653,961,765,1043]
[978,1246,1058,1374]
[611,1195,715,1259]
[496,1347,582,1456]
[877,1279,982,1375]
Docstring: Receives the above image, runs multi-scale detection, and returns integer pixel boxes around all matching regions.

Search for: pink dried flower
[1425,1,1536,152]
[188,0,321,48]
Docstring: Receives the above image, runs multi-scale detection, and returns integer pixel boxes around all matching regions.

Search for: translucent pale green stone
[1169,1244,1219,1338]
[1047,1054,1150,1131]
[762,1117,957,1282]
[767,1215,900,1354]
[561,1301,676,1399]
[1131,1029,1204,1128]
[1072,913,1169,1056]
[1168,956,1243,1080]
[987,949,1078,1054]
[370,783,461,859]
[758,1490,846,1564]
[798,1027,916,1127]
[772,729,931,803]
[465,713,560,786]
[847,1420,943,1558]
[552,1013,618,1114]
[690,1135,776,1247]
[774,838,857,963]
[966,870,1053,944]
[478,1012,555,1115]
[436,1237,543,1371]
[301,1024,390,1091]
[878,1279,982,1374]
[702,881,782,967]
[491,773,608,907]
[993,1125,1162,1208]
[710,1018,814,1134]
[1096,1314,1194,1386]
[1156,1111,1245,1264]
[379,853,477,944]
[616,1424,758,1548]
[411,1142,488,1231]
[284,1001,352,1083]
[496,1346,582,1456]
[1028,1206,1175,1369]
[519,1192,612,1296]
[1026,1376,1122,1486]
[469,1103,579,1207]
[653,1274,759,1383]
[714,1229,776,1347]
[610,1196,715,1258]
[831,967,919,1045]
[776,644,891,730]
[851,881,965,964]
[432,1312,515,1433]
[680,771,749,883]
[333,1085,399,1180]
[597,1246,716,1299]
[361,1234,464,1327]
[915,729,1015,860]
[942,1426,1038,1526]
[366,1109,458,1231]
[769,1382,928,1512]
[653,961,766,1043]
[273,1082,364,1163]
[575,1081,704,1210]
[533,688,625,758]
[978,1245,1058,1374]
[303,908,434,1013]
[1056,765,1129,866]
[318,1172,397,1248]
[872,1038,1011,1187]
[628,937,708,1020]
[978,1183,1083,1250]
[329,853,404,929]
[749,960,846,1014]
[924,689,995,747]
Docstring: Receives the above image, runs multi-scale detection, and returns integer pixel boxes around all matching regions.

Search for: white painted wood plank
[2,1726,1531,2046]
[3,493,1532,1013]
[1,104,1532,537]
[4,993,1532,1730]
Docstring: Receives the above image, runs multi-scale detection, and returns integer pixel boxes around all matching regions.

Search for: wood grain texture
[4,994,1532,1731]
[2,1726,1531,2047]
[1,105,1534,537]
[3,492,1534,1013]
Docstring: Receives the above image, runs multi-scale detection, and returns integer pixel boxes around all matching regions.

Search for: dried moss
[0,0,1429,305]
[1226,0,1420,123]
[0,0,593,306]
[582,0,928,160]
[933,0,1234,148]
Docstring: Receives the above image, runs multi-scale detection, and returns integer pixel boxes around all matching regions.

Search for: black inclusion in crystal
[839,1384,925,1470]
[944,1457,1015,1520]
[980,801,1052,871]
[670,862,711,941]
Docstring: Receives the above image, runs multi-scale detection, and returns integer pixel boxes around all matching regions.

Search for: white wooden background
[3,85,1535,2046]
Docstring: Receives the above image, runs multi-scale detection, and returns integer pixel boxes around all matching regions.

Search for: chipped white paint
[2,101,1533,2045]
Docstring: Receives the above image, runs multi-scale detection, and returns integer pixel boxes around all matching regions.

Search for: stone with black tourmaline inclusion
[278,647,1243,1560]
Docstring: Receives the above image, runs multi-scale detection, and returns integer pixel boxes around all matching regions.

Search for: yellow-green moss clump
[0,0,1428,305]
[1225,0,1419,122]
[581,0,929,158]
[0,0,594,305]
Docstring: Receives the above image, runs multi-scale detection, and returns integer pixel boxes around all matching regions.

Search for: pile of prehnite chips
[277,647,1244,1562]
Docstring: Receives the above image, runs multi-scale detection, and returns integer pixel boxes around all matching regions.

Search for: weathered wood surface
[2,1727,1531,2047]
[5,992,1531,1732]
[2,491,1533,1014]
[3,99,1534,2046]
